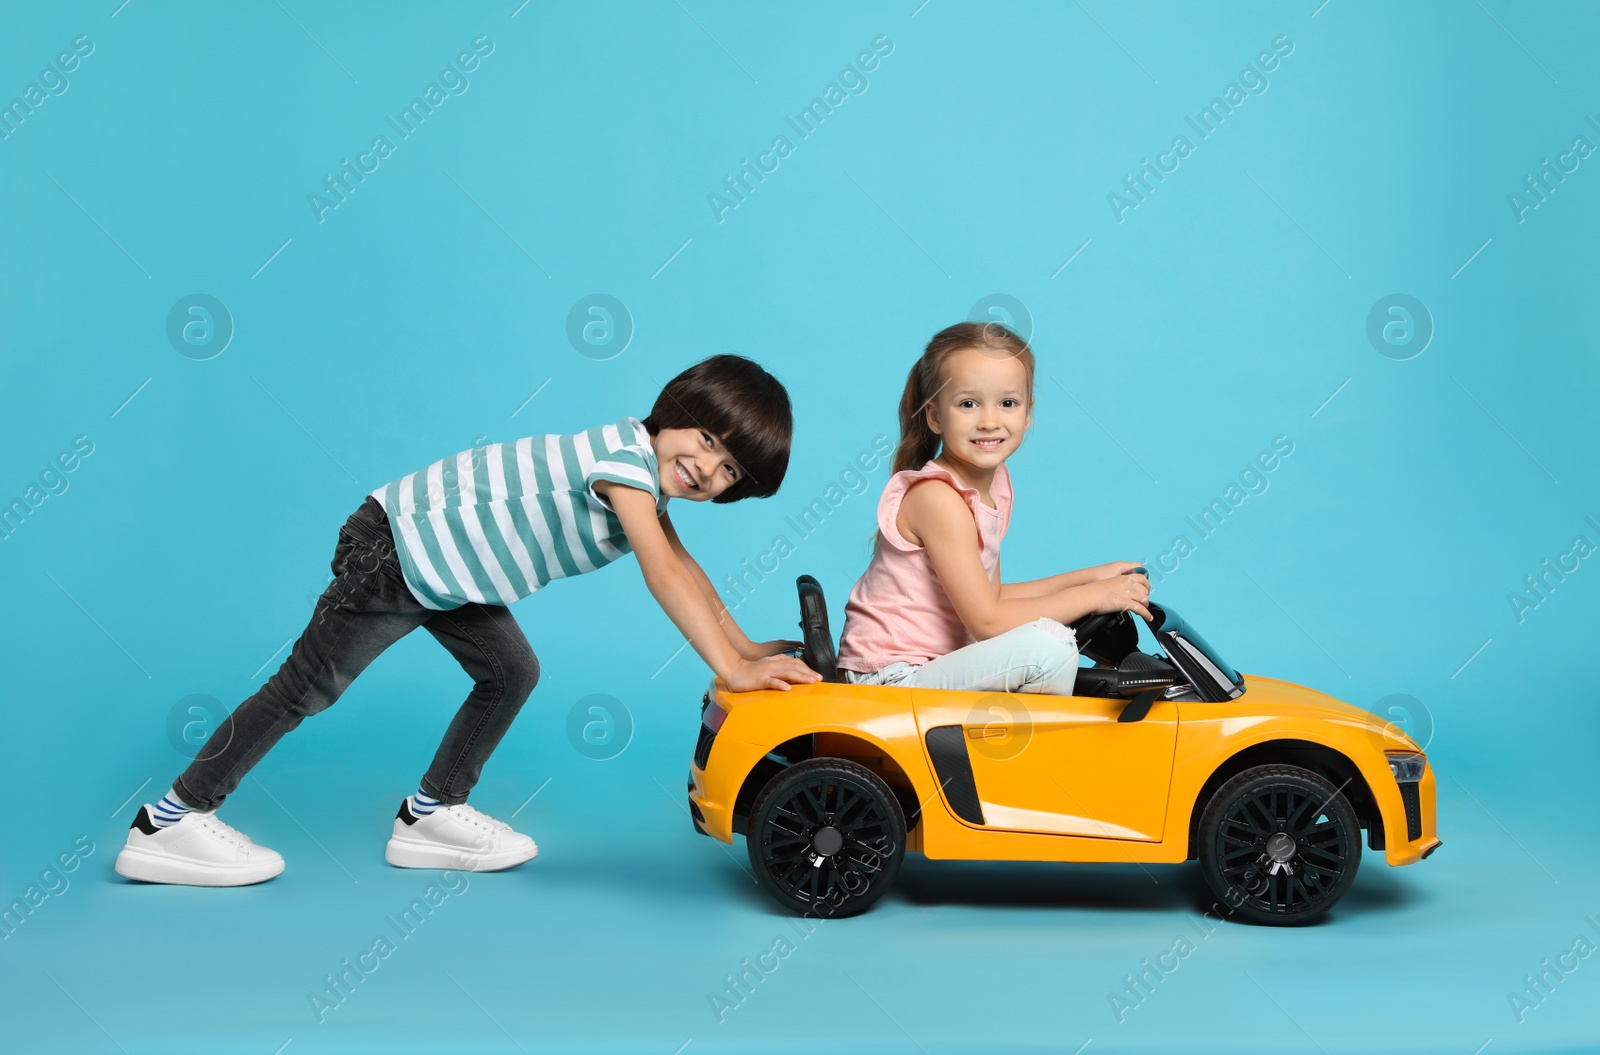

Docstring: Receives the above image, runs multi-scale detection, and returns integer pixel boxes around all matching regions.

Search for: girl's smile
[925,346,1032,490]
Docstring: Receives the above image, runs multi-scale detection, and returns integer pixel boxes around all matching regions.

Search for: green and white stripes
[371,417,664,610]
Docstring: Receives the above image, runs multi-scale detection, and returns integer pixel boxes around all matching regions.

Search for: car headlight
[1386,752,1426,783]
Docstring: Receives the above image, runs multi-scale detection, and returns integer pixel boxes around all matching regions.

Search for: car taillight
[703,700,728,733]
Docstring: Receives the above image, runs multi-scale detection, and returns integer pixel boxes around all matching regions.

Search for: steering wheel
[1068,567,1154,665]
[1069,609,1130,650]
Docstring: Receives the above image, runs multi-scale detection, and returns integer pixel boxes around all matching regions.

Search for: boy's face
[652,427,743,501]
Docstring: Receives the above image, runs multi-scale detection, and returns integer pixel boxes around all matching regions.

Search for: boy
[115,355,818,886]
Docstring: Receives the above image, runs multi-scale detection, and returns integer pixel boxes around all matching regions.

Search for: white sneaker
[384,799,538,871]
[114,805,285,887]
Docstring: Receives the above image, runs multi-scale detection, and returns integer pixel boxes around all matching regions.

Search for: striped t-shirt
[369,416,667,610]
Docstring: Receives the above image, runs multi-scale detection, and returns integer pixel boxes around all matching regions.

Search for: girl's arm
[598,481,818,691]
[901,481,1151,640]
[659,511,800,660]
[997,561,1144,600]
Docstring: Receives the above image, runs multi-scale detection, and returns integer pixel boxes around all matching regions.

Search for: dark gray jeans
[173,496,539,811]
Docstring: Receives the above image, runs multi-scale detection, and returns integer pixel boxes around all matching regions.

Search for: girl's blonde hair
[890,321,1035,474]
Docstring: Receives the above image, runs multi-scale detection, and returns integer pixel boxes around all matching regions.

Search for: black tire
[1197,764,1361,926]
[746,758,906,919]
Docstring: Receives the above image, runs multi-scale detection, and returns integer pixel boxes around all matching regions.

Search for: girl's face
[925,346,1032,474]
[652,426,743,501]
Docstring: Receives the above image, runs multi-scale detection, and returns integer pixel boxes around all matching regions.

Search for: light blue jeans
[842,618,1080,696]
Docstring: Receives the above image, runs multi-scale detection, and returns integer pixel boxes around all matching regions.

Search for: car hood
[1220,674,1422,752]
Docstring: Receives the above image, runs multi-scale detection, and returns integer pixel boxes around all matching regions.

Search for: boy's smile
[652,426,743,501]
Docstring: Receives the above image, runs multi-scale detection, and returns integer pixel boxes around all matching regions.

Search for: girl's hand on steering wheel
[1092,569,1152,621]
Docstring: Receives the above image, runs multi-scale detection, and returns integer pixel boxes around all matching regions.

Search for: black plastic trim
[1399,782,1422,841]
[924,725,985,825]
[693,724,717,770]
[1072,668,1120,697]
[1115,651,1178,694]
[1117,688,1163,724]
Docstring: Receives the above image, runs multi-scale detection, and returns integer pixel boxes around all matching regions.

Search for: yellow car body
[688,672,1440,928]
[689,581,1439,923]
[690,674,1439,869]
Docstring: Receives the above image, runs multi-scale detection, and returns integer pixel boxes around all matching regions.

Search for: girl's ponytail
[889,320,1035,474]
[891,357,944,474]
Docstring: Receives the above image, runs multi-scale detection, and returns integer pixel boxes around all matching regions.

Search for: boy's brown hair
[644,354,793,503]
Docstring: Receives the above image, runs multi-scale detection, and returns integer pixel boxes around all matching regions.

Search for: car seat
[795,574,841,682]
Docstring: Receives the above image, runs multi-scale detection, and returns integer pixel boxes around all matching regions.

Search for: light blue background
[2,1,1597,1052]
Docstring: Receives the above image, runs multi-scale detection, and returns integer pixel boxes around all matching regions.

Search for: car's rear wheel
[746,758,905,918]
[1197,764,1361,926]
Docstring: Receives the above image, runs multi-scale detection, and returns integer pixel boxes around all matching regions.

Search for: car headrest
[796,574,840,683]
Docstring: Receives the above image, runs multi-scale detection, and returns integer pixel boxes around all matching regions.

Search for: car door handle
[966,725,1010,741]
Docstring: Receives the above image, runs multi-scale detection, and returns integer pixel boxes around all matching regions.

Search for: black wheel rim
[758,775,895,910]
[1214,781,1352,915]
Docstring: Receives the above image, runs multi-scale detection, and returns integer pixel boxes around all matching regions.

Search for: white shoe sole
[384,833,538,871]
[114,846,284,887]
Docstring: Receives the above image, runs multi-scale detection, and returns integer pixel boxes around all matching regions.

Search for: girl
[835,322,1151,695]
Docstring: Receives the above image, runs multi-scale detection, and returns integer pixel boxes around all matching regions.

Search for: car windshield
[1177,621,1242,687]
[1147,605,1243,690]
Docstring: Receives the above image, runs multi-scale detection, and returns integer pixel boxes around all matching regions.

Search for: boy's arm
[659,512,801,660]
[597,481,818,691]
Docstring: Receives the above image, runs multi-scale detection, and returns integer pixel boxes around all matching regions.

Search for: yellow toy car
[688,575,1440,925]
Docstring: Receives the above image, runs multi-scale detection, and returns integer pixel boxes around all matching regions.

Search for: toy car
[687,575,1440,925]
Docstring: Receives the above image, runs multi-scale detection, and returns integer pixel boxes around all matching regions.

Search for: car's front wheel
[1197,764,1362,926]
[747,758,906,918]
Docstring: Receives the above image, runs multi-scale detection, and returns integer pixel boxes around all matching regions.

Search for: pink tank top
[836,460,1013,673]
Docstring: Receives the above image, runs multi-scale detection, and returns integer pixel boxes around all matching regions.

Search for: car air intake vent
[693,724,717,769]
[1399,782,1422,841]
[924,726,985,826]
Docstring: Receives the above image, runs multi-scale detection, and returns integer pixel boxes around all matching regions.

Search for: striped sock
[409,790,441,817]
[151,789,195,829]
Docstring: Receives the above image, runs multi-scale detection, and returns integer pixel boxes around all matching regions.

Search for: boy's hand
[740,638,803,660]
[725,655,821,692]
[1096,561,1147,580]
